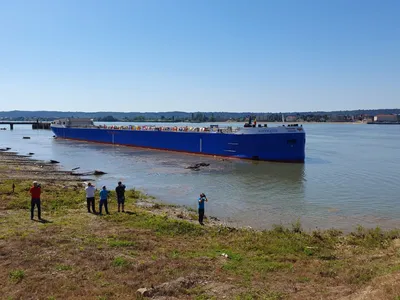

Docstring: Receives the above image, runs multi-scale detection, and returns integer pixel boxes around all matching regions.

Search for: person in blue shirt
[99,185,110,215]
[198,193,208,225]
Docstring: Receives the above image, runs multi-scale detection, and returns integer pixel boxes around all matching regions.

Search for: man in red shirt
[29,181,41,220]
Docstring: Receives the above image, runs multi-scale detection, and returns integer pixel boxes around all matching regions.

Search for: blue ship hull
[51,126,306,162]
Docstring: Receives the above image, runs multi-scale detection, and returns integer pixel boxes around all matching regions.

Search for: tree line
[1,109,399,122]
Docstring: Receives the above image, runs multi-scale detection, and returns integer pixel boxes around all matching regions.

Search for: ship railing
[96,125,241,133]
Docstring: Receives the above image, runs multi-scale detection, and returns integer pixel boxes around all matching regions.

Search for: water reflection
[229,161,305,183]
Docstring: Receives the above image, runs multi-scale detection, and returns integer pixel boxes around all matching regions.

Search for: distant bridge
[0,121,51,130]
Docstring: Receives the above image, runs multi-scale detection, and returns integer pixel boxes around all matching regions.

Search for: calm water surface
[1,122,399,231]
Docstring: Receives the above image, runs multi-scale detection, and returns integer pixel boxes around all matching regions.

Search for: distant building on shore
[285,115,297,122]
[373,114,398,123]
[363,116,374,123]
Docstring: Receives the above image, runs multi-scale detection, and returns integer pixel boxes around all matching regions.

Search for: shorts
[117,196,125,204]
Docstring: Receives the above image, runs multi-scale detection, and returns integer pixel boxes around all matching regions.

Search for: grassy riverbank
[1,152,400,299]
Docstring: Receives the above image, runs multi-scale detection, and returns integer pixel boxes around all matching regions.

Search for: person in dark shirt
[29,181,41,220]
[115,181,126,212]
[198,193,208,225]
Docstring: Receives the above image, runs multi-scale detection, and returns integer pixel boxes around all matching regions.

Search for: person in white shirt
[85,182,97,213]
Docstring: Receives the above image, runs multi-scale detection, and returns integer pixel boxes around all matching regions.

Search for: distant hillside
[0,109,399,122]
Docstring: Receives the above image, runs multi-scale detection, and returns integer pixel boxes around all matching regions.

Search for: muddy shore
[0,150,91,182]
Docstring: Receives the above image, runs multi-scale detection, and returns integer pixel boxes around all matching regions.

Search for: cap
[33,181,38,184]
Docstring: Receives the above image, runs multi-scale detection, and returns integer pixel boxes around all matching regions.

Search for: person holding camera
[198,193,208,225]
[30,181,41,220]
[115,181,126,213]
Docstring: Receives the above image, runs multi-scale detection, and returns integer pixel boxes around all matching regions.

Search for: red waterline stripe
[54,136,305,163]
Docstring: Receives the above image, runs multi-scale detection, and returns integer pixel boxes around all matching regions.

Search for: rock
[137,288,151,297]
[50,160,60,164]
[93,170,106,175]
[28,152,34,155]
[186,165,199,169]
[151,276,197,297]
[185,162,210,170]
[22,137,31,139]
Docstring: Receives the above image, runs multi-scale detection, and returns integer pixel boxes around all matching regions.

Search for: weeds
[108,239,136,247]
[112,256,129,267]
[9,270,25,282]
[55,264,72,271]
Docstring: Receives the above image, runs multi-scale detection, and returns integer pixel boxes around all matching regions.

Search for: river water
[1,122,399,231]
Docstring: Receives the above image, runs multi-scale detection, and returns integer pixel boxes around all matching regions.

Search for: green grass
[108,239,136,247]
[1,179,86,211]
[347,225,400,249]
[9,270,25,282]
[112,256,129,267]
[55,264,72,271]
[234,290,285,300]
[109,209,205,236]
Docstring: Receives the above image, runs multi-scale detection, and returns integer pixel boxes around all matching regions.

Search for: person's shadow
[33,219,53,224]
[124,211,137,216]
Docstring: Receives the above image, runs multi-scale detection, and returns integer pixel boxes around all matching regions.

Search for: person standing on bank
[99,185,110,215]
[85,182,96,213]
[30,181,41,220]
[198,193,208,225]
[115,181,126,212]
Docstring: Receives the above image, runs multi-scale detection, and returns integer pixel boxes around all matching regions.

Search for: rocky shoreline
[0,150,91,182]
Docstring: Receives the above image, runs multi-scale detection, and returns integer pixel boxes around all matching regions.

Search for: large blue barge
[50,118,306,162]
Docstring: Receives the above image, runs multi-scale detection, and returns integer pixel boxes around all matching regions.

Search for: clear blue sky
[1,0,399,112]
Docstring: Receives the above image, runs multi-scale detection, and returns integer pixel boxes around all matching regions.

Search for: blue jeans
[99,199,109,214]
[198,208,204,224]
[31,198,41,219]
